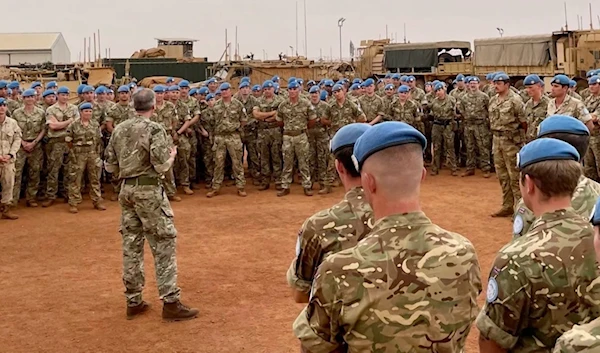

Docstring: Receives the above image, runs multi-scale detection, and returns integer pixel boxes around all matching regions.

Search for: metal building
[0,32,71,65]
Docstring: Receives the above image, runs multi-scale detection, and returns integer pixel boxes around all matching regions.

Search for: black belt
[123,176,159,186]
[433,120,451,126]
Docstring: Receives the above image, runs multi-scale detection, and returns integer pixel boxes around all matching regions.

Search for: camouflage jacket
[524,95,551,141]
[326,98,364,134]
[106,103,136,128]
[174,99,191,129]
[548,95,592,124]
[294,212,482,353]
[580,88,591,102]
[584,94,600,136]
[553,316,600,353]
[200,106,216,134]
[150,101,177,133]
[570,91,583,101]
[457,91,490,121]
[389,99,420,125]
[276,98,316,132]
[66,118,101,148]
[235,94,260,124]
[410,87,426,105]
[488,94,526,132]
[449,87,467,100]
[512,176,600,238]
[357,94,385,123]
[255,95,283,129]
[477,208,600,352]
[483,83,496,98]
[78,101,107,126]
[180,97,201,120]
[287,187,374,293]
[519,88,530,103]
[0,117,22,158]
[430,95,456,121]
[45,103,80,139]
[7,98,23,115]
[212,98,247,135]
[382,95,396,116]
[12,106,45,141]
[308,100,329,134]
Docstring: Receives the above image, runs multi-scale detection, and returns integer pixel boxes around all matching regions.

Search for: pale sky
[6,0,600,62]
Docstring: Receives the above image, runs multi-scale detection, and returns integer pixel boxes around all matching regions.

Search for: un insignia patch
[513,215,524,235]
[487,278,499,303]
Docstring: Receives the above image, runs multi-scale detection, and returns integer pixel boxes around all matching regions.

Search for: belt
[283,130,306,137]
[433,120,452,126]
[123,176,160,186]
[492,130,514,136]
[464,120,485,125]
[48,137,66,142]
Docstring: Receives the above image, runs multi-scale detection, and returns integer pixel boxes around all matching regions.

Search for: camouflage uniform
[199,104,216,184]
[580,87,591,101]
[389,98,420,126]
[287,187,374,293]
[512,175,600,238]
[66,118,102,207]
[524,95,551,142]
[11,106,45,205]
[357,94,385,124]
[382,95,396,118]
[410,87,427,133]
[211,99,247,190]
[548,94,592,124]
[570,90,583,101]
[236,94,260,179]
[477,209,600,352]
[150,101,178,197]
[307,100,329,187]
[0,117,22,206]
[489,93,526,211]
[430,95,458,173]
[106,103,136,195]
[104,115,180,307]
[277,98,316,190]
[553,317,600,353]
[449,87,467,100]
[7,98,23,116]
[173,100,192,188]
[45,103,79,201]
[584,93,600,181]
[256,95,284,187]
[294,212,482,352]
[458,90,491,172]
[180,97,201,183]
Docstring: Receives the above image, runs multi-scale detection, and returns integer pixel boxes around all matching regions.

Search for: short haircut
[540,132,590,159]
[362,143,423,197]
[334,146,360,178]
[520,160,582,199]
[132,88,155,112]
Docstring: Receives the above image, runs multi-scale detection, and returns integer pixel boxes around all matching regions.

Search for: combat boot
[257,183,270,191]
[277,188,290,197]
[275,184,283,191]
[27,200,38,207]
[94,203,107,211]
[304,188,313,196]
[127,301,150,320]
[237,188,247,197]
[41,199,54,207]
[162,301,199,322]
[69,205,78,214]
[491,208,513,218]
[318,186,332,195]
[461,170,475,177]
[168,195,182,202]
[183,186,194,195]
[206,188,220,198]
[451,170,459,177]
[1,205,18,220]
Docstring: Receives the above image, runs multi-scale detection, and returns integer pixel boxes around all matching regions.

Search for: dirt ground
[0,170,512,353]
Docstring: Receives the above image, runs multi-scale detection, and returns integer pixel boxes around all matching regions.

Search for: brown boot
[162,301,199,322]
[491,208,513,218]
[451,170,459,176]
[183,186,194,195]
[206,188,220,198]
[318,186,332,195]
[482,171,491,178]
[304,188,313,196]
[127,301,150,320]
[41,199,54,208]
[461,170,475,177]
[168,195,182,202]
[69,205,78,214]
[277,188,290,197]
[1,205,18,220]
[94,203,107,211]
[27,200,38,207]
[257,183,270,191]
[237,188,247,197]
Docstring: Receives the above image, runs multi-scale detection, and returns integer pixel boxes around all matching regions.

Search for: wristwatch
[8,153,14,159]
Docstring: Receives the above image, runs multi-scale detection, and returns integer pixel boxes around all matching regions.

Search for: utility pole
[338,18,346,61]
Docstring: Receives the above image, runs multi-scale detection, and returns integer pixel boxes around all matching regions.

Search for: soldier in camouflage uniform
[477,138,600,353]
[457,76,491,177]
[569,79,583,100]
[548,75,593,129]
[105,88,198,321]
[167,85,194,195]
[11,89,46,207]
[7,81,22,116]
[200,93,216,187]
[253,80,284,191]
[483,72,497,98]
[381,83,396,116]
[42,87,79,207]
[206,83,247,198]
[389,85,420,126]
[178,81,201,189]
[584,75,600,181]
[295,122,482,353]
[513,115,600,238]
[234,81,260,183]
[65,103,106,213]
[357,78,385,125]
[287,123,373,302]
[307,86,330,194]
[522,75,551,142]
[430,82,458,175]
[488,74,527,217]
[0,98,22,220]
[276,81,316,197]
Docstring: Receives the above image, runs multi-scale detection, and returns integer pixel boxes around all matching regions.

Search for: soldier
[30,82,43,104]
[357,78,385,125]
[235,81,260,184]
[548,74,593,131]
[584,75,600,181]
[165,77,175,87]
[482,72,495,97]
[513,115,600,238]
[430,82,458,176]
[46,81,58,92]
[579,70,595,101]
[348,83,360,100]
[105,85,136,201]
[251,84,262,99]
[65,103,106,213]
[11,89,46,208]
[457,76,491,177]
[522,74,551,142]
[381,83,396,116]
[408,75,426,104]
[169,85,194,195]
[0,98,22,219]
[40,90,56,111]
[390,85,420,126]
[107,88,115,103]
[7,81,22,115]
[295,121,482,352]
[569,79,583,100]
[200,93,216,188]
[488,73,526,217]
[449,74,468,99]
[178,80,201,189]
[42,86,79,207]
[253,80,284,191]
[390,73,401,90]
[477,138,600,352]
[307,86,330,194]
[206,82,247,198]
[104,88,198,321]
[276,80,316,197]
[287,123,373,302]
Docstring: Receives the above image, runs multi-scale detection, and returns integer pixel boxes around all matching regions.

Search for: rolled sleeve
[286,259,311,293]
[476,310,519,349]
[293,306,340,353]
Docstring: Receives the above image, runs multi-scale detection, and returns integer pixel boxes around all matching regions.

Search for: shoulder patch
[486,278,499,303]
[513,215,524,235]
[295,233,302,257]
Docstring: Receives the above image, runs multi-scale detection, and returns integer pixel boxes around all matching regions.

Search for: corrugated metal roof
[0,32,61,51]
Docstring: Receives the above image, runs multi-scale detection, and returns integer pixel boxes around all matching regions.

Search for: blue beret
[363,78,374,87]
[108,88,114,94]
[8,81,19,90]
[288,81,300,89]
[215,89,222,95]
[95,86,107,94]
[129,83,137,89]
[22,89,36,98]
[166,77,175,83]
[517,138,580,169]
[377,79,383,84]
[76,84,86,94]
[153,85,167,93]
[456,74,465,81]
[452,79,458,84]
[589,75,600,85]
[352,78,362,84]
[262,80,275,89]
[569,79,577,88]
[219,82,231,90]
[400,75,409,82]
[307,80,316,86]
[587,70,595,78]
[0,98,6,105]
[494,73,510,82]
[42,89,56,98]
[206,78,217,84]
[391,73,401,80]
[6,88,10,95]
[273,83,279,92]
[272,75,280,82]
[79,102,93,110]
[57,86,70,94]
[591,197,600,226]
[524,74,542,86]
[384,83,394,90]
[167,85,180,92]
[118,85,130,93]
[470,76,480,83]
[324,80,334,87]
[538,115,589,137]
[352,121,427,171]
[252,84,261,92]
[320,90,328,101]
[408,75,416,82]
[297,78,304,85]
[189,88,197,95]
[82,85,94,93]
[46,81,58,89]
[241,77,251,83]
[198,87,209,95]
[425,81,433,86]
[485,73,495,80]
[434,83,445,91]
[30,81,41,89]
[350,83,360,91]
[309,86,320,94]
[332,83,344,92]
[551,74,570,86]
[239,81,250,89]
[178,80,190,88]
[398,85,410,93]
[432,80,441,85]
[331,123,371,153]
[288,77,297,83]
[384,72,392,78]
[206,93,216,101]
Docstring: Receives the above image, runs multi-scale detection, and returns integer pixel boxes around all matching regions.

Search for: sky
[6,0,600,62]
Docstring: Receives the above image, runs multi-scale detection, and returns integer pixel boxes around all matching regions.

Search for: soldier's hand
[169,146,178,158]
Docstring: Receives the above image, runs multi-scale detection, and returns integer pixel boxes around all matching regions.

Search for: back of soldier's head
[541,132,589,159]
[334,146,360,178]
[537,115,590,159]
[132,88,155,112]
[330,123,371,179]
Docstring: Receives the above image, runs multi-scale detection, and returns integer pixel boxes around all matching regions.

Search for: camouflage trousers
[258,127,283,186]
[0,162,15,205]
[242,123,260,179]
[493,134,523,210]
[45,139,69,200]
[174,135,191,187]
[584,135,600,182]
[67,148,102,206]
[188,131,198,183]
[281,133,311,189]
[307,128,329,187]
[464,121,491,172]
[212,133,245,189]
[431,123,457,172]
[13,144,43,204]
[201,135,214,184]
[119,183,180,306]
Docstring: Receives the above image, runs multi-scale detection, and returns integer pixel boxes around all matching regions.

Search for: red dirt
[0,170,511,353]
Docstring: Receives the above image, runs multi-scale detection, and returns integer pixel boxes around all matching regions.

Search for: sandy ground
[0,170,511,353]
